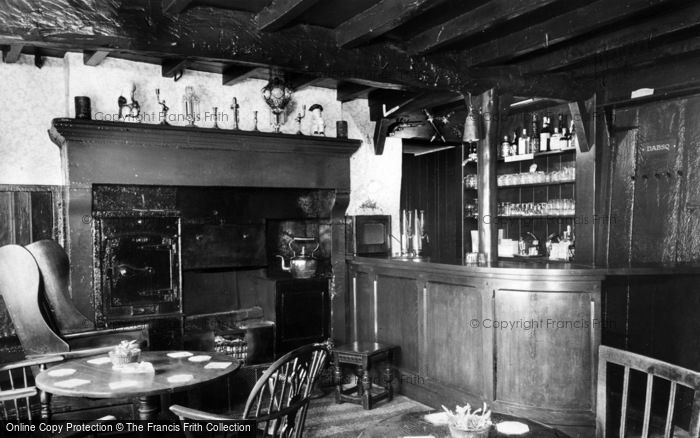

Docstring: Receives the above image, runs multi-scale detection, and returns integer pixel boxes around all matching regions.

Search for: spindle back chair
[0,356,63,422]
[597,345,700,438]
[170,342,329,438]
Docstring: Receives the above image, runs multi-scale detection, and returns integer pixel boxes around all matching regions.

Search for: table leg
[384,351,394,402]
[138,395,160,421]
[40,389,51,421]
[334,359,343,404]
[361,366,372,410]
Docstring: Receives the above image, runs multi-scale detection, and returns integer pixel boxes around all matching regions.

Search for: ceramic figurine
[309,104,324,136]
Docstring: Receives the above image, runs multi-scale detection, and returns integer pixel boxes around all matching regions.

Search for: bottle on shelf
[518,128,529,155]
[560,114,570,150]
[550,125,561,151]
[530,114,540,153]
[500,135,511,158]
[569,119,578,150]
[511,130,518,154]
[539,116,551,152]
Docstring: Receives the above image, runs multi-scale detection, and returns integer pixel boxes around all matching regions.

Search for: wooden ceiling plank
[465,0,676,67]
[163,0,194,15]
[519,3,700,73]
[83,50,110,66]
[2,44,23,63]
[409,0,560,54]
[336,0,451,48]
[256,0,321,32]
[222,65,260,86]
[337,82,376,102]
[162,58,188,78]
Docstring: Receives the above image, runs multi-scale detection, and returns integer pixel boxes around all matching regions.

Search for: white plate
[87,357,112,365]
[48,368,76,377]
[188,355,211,363]
[167,352,193,358]
[423,412,449,425]
[496,421,529,435]
[204,361,233,370]
[167,374,194,383]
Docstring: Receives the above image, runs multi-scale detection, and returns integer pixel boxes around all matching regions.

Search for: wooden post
[477,89,498,263]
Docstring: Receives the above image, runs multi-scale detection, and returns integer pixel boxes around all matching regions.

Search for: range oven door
[96,216,181,322]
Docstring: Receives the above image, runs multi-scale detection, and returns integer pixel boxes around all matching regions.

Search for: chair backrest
[597,345,700,438]
[0,245,69,356]
[242,342,329,438]
[25,240,94,334]
[0,356,62,422]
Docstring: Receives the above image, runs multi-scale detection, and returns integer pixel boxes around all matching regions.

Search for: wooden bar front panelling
[348,257,609,432]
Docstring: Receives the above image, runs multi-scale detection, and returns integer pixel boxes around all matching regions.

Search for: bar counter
[346,257,700,435]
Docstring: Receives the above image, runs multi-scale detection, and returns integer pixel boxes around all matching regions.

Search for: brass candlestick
[230,97,239,130]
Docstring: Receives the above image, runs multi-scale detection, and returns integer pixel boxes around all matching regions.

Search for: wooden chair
[0,356,63,421]
[170,342,330,438]
[597,345,700,438]
[0,241,148,359]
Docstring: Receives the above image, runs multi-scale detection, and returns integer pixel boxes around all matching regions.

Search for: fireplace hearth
[50,118,359,347]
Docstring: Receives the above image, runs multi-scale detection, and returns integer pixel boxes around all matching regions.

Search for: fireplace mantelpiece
[49,118,360,343]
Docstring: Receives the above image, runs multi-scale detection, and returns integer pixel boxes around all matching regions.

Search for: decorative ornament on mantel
[183,85,200,127]
[261,72,293,133]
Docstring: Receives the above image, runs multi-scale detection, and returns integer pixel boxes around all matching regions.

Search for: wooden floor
[304,392,430,437]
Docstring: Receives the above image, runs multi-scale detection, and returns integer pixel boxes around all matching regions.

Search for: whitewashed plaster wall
[0,53,401,232]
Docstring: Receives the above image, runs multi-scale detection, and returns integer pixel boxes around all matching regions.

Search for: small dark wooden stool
[332,342,397,410]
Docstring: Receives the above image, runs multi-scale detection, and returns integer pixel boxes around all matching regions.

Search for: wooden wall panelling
[401,146,462,264]
[676,96,700,261]
[353,270,376,344]
[606,108,638,264]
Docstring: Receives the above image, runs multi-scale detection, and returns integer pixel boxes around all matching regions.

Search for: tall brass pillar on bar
[477,89,498,263]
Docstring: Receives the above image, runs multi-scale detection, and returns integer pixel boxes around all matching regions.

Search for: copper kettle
[276,237,319,278]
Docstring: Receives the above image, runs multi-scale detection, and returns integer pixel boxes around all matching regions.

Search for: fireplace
[94,215,181,323]
[50,118,359,345]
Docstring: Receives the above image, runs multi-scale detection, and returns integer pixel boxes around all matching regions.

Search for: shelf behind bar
[497,179,576,189]
[464,215,576,220]
[499,148,576,162]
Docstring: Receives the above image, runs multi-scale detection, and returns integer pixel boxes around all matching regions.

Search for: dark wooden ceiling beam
[285,72,321,90]
[337,82,376,102]
[256,0,321,32]
[2,44,23,63]
[0,0,591,100]
[162,58,188,79]
[336,0,450,48]
[163,0,194,15]
[222,65,260,86]
[409,0,560,54]
[83,50,110,66]
[464,0,675,67]
[519,3,700,74]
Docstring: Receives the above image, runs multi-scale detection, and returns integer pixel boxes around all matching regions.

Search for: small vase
[448,424,490,438]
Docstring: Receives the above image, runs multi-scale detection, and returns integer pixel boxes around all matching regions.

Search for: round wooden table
[358,410,570,438]
[35,351,241,420]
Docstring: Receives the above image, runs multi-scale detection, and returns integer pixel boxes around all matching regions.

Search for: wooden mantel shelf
[49,118,362,157]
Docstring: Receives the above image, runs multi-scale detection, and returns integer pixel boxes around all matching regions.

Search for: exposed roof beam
[2,44,23,63]
[163,0,194,15]
[464,0,675,67]
[256,0,321,32]
[0,1,591,100]
[83,50,110,66]
[518,3,700,74]
[409,0,560,54]
[162,58,188,79]
[285,72,321,90]
[222,66,260,86]
[337,82,376,102]
[336,0,450,49]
